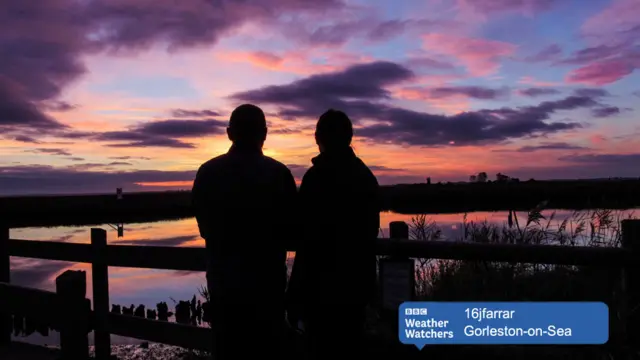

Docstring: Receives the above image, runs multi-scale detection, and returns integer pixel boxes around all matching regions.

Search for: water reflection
[8,209,637,345]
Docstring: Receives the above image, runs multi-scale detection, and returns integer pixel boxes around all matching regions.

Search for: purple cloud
[557,44,628,65]
[573,88,610,98]
[27,148,72,156]
[93,118,227,148]
[12,135,40,143]
[524,44,563,62]
[559,153,640,165]
[0,0,343,140]
[592,106,621,118]
[109,156,152,160]
[514,142,588,152]
[229,61,614,147]
[170,109,222,117]
[517,88,561,97]
[428,86,510,100]
[40,101,78,112]
[229,61,415,119]
[405,57,456,70]
[458,0,559,15]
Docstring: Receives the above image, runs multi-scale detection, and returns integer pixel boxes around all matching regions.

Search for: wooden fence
[1,219,640,359]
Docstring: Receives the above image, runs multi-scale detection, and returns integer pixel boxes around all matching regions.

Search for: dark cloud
[284,17,444,47]
[0,165,197,195]
[405,57,456,70]
[633,90,640,98]
[517,88,561,97]
[0,0,343,140]
[514,142,588,152]
[458,0,558,15]
[68,157,85,162]
[135,119,227,137]
[557,44,628,65]
[426,86,510,100]
[28,148,72,156]
[592,106,621,118]
[230,61,414,115]
[114,235,199,247]
[524,44,563,62]
[66,162,133,170]
[0,83,69,134]
[93,118,227,148]
[109,156,152,160]
[230,61,611,147]
[573,88,609,98]
[40,101,78,112]
[366,19,447,42]
[171,109,222,117]
[103,137,195,149]
[368,165,404,172]
[558,153,640,165]
[12,135,40,143]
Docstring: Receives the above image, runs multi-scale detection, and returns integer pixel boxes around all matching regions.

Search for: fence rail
[1,219,640,359]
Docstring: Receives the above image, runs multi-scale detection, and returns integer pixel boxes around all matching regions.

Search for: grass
[381,205,638,359]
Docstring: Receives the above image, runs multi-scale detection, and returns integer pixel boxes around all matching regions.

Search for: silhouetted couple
[192,104,380,360]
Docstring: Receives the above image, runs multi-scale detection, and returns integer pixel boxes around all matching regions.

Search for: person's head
[315,109,353,153]
[227,104,267,149]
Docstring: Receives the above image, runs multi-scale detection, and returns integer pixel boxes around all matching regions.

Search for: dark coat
[192,145,297,306]
[287,147,380,312]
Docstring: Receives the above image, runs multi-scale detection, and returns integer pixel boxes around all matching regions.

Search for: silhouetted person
[287,109,380,359]
[192,104,297,360]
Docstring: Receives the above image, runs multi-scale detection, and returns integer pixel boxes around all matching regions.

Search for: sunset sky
[1,0,639,195]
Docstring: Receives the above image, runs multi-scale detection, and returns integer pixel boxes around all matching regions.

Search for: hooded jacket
[288,147,380,309]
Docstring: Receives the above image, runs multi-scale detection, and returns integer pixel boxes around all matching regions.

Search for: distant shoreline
[1,179,639,228]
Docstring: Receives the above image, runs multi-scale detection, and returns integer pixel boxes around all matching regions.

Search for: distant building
[426,177,431,185]
[496,173,510,182]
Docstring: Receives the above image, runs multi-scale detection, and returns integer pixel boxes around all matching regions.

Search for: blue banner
[399,302,608,348]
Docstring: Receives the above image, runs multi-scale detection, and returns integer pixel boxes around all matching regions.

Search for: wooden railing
[1,219,640,359]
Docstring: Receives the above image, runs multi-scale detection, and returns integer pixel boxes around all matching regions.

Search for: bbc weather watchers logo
[405,307,428,316]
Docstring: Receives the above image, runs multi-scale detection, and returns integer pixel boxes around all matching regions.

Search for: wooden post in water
[56,270,89,359]
[91,228,111,360]
[0,224,10,345]
[622,219,640,345]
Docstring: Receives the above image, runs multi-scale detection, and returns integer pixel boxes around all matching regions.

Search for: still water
[8,208,636,345]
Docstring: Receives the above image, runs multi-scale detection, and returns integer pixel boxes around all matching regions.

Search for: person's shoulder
[262,155,294,175]
[354,157,379,185]
[197,153,230,174]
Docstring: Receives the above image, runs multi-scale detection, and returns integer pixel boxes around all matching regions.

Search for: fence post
[91,228,110,360]
[622,219,640,345]
[379,221,414,316]
[56,270,89,359]
[0,224,10,345]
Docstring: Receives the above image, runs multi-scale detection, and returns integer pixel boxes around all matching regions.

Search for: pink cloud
[589,135,608,145]
[565,59,635,85]
[422,33,516,76]
[215,49,374,76]
[582,0,640,35]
